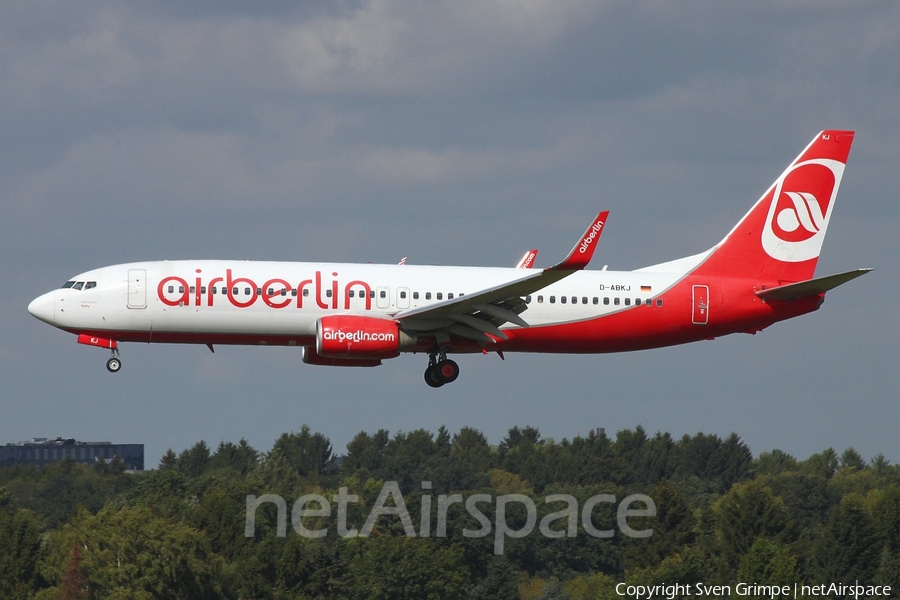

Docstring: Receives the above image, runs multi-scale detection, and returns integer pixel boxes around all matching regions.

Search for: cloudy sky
[3,1,898,467]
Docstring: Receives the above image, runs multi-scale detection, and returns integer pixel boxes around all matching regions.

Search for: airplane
[28,130,870,387]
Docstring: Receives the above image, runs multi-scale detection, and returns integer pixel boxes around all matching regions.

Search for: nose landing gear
[76,334,122,373]
[424,352,459,388]
[106,347,122,373]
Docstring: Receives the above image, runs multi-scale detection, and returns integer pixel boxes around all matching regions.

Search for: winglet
[550,211,609,271]
[515,249,539,269]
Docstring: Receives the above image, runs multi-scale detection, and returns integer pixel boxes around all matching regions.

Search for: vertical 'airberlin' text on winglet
[551,211,609,271]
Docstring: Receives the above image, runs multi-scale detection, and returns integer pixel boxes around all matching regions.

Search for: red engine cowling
[302,346,382,367]
[316,315,400,360]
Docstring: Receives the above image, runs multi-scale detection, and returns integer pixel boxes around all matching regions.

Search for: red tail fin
[693,130,855,284]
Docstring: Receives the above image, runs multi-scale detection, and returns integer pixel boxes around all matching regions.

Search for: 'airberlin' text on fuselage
[157,269,374,311]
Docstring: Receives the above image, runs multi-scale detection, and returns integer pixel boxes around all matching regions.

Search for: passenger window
[448,293,454,299]
[603,297,609,305]
[592,297,598,305]
[426,292,432,300]
[212,287,217,295]
[168,286,174,294]
[657,299,663,307]
[614,297,620,305]
[635,298,640,305]
[645,298,651,306]
[624,298,631,306]
[85,282,97,290]
[244,288,251,296]
[550,296,556,304]
[267,288,274,296]
[379,290,387,299]
[537,295,543,303]
[572,296,577,304]
[582,297,588,304]
[303,289,309,297]
[349,290,355,298]
[400,291,407,299]
[436,293,443,300]
[281,289,287,296]
[200,286,206,294]
[561,296,567,304]
[326,289,333,298]
[413,292,419,300]
[525,295,532,303]
[369,290,375,298]
[291,289,297,297]
[178,286,185,294]
[233,287,239,296]
[190,286,195,294]
[256,288,262,296]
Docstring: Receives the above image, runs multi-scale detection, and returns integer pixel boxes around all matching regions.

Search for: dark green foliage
[808,497,882,582]
[0,489,43,599]
[0,426,896,597]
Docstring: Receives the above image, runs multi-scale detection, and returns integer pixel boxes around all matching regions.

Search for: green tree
[271,426,333,481]
[808,497,881,582]
[158,449,177,470]
[207,439,258,476]
[713,481,790,571]
[177,440,211,478]
[736,538,798,593]
[341,537,469,599]
[39,505,225,599]
[624,480,695,569]
[0,489,42,600]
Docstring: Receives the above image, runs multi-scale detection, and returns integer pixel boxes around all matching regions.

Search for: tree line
[1,425,898,599]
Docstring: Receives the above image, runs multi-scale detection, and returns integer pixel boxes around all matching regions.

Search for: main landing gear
[424,352,459,388]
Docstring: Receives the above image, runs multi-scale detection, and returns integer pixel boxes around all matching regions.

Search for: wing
[394,211,609,344]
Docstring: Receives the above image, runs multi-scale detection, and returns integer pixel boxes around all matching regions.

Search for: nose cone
[28,291,56,325]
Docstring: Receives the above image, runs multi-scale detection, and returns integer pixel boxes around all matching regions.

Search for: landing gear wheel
[106,357,122,373]
[436,359,459,384]
[424,365,444,388]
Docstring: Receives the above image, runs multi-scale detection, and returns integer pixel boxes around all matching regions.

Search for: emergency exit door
[692,285,709,325]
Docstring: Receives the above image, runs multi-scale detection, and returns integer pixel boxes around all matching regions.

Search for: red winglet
[516,249,539,269]
[550,211,609,271]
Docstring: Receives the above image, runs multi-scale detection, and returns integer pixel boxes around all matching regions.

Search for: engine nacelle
[302,346,382,367]
[316,315,401,360]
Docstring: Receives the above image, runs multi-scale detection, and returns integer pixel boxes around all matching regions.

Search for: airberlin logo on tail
[761,158,844,263]
[579,220,605,254]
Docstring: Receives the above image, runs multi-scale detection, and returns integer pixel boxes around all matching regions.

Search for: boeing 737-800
[28,131,870,387]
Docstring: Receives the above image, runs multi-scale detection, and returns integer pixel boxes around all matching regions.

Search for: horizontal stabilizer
[756,268,872,301]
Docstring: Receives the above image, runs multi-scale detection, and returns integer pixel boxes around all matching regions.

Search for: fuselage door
[397,287,410,309]
[692,285,709,325]
[127,269,147,309]
[376,286,391,309]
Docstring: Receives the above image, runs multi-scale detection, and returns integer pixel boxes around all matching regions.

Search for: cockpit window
[84,281,97,290]
[73,282,84,291]
[62,281,76,289]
